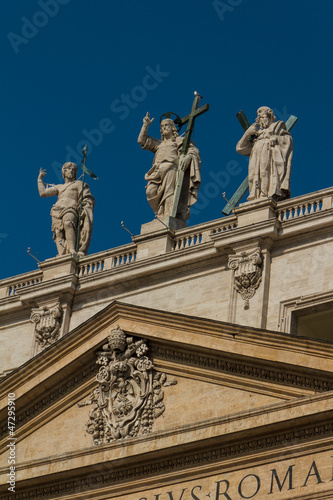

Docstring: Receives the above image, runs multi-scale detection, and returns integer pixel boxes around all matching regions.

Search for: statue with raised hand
[37,162,94,256]
[138,111,201,222]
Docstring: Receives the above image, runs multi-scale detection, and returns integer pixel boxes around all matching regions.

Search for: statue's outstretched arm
[138,112,154,146]
[37,168,58,197]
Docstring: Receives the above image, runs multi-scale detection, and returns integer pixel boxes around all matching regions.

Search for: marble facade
[1,187,333,499]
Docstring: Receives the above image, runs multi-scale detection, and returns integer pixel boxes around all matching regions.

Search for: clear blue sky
[1,0,332,279]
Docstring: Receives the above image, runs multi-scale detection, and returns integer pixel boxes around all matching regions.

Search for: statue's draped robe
[79,183,95,254]
[236,121,293,201]
[143,135,201,220]
[50,181,94,254]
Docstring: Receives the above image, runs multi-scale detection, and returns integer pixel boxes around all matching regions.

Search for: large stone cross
[170,94,209,218]
[222,110,298,215]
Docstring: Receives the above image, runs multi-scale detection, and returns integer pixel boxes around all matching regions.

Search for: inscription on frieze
[78,325,177,444]
[128,454,333,500]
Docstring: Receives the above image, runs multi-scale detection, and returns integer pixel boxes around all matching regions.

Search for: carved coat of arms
[30,303,63,348]
[79,326,177,444]
[228,248,263,309]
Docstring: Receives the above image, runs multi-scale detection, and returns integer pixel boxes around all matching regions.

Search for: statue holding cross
[222,107,297,215]
[236,106,294,202]
[138,93,209,222]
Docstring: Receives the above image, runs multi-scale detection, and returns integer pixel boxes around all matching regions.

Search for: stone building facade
[1,187,333,499]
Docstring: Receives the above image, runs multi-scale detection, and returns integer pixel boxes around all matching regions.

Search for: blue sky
[1,0,332,279]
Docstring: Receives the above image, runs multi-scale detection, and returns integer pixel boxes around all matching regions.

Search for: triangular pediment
[2,301,333,498]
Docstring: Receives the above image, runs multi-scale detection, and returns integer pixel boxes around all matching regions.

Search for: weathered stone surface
[78,326,177,444]
[30,303,63,349]
[2,187,333,499]
[2,188,333,374]
[37,163,94,256]
[236,106,293,202]
[228,246,263,309]
[1,301,333,498]
[138,113,201,221]
[103,450,333,500]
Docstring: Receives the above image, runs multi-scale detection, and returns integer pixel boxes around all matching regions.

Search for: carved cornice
[151,345,333,393]
[4,419,333,499]
[2,338,332,438]
[0,363,98,436]
[2,300,333,406]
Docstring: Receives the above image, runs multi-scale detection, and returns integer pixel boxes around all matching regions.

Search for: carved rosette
[228,248,263,309]
[30,303,63,348]
[79,326,177,445]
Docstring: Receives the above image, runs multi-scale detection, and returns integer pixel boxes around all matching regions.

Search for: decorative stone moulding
[79,325,177,445]
[30,303,63,348]
[228,247,263,309]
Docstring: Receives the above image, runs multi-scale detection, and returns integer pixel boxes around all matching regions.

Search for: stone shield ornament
[79,326,177,445]
[228,247,263,310]
[30,303,63,348]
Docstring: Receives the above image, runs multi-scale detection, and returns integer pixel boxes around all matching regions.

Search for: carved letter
[269,465,294,493]
[191,485,202,499]
[167,489,187,500]
[238,474,260,499]
[215,479,233,500]
[303,461,323,487]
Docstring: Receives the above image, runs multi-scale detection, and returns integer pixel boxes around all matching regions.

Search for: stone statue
[37,162,94,256]
[236,106,293,201]
[138,112,201,221]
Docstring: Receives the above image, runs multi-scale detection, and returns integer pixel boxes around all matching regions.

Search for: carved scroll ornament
[228,248,263,309]
[79,326,177,445]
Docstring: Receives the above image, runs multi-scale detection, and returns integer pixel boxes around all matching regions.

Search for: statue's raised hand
[143,112,154,127]
[38,168,47,181]
[246,124,259,136]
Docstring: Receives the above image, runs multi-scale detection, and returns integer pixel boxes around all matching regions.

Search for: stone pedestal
[235,198,277,227]
[38,254,79,281]
[135,217,186,259]
[140,217,187,234]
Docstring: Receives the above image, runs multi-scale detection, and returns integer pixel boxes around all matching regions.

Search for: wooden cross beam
[222,111,298,215]
[170,94,209,218]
